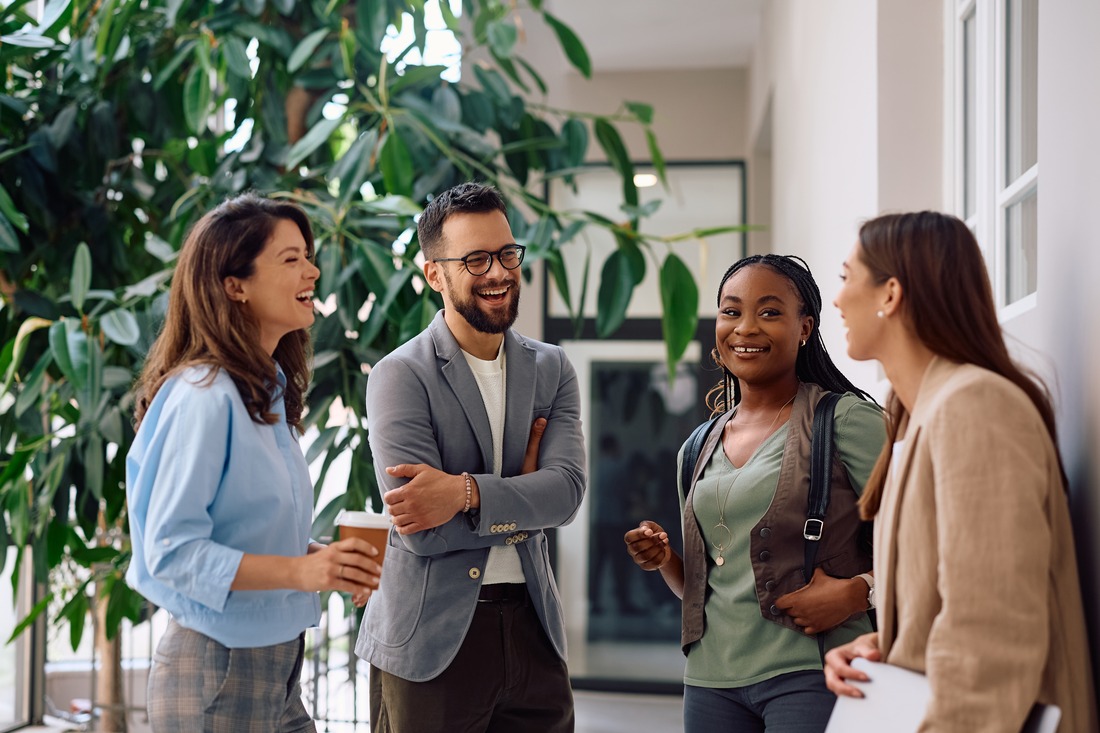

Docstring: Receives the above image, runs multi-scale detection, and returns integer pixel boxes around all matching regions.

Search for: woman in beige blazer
[822,211,1098,732]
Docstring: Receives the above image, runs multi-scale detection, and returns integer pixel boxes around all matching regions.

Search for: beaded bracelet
[461,471,472,513]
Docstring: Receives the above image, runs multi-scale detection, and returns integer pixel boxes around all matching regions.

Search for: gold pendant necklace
[711,392,797,567]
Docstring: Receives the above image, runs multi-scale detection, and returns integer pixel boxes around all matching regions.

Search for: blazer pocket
[368,544,429,648]
[532,407,552,420]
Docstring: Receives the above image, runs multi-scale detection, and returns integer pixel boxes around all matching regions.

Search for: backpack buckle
[803,518,824,541]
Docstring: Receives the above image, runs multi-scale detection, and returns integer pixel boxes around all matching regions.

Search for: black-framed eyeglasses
[432,244,526,276]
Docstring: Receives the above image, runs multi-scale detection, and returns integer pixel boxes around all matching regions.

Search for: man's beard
[445,274,520,334]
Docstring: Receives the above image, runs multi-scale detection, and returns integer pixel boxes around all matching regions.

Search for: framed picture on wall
[558,339,707,688]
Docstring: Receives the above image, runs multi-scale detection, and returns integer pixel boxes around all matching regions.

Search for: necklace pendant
[715,556,725,566]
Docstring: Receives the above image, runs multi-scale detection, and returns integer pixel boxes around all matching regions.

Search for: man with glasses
[355,182,586,732]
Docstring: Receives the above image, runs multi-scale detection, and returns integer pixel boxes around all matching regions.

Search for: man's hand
[383,464,464,535]
[384,418,550,535]
[624,520,671,571]
[823,632,881,697]
[774,567,868,634]
[521,417,547,474]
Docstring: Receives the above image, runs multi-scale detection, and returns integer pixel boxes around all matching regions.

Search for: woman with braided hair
[624,254,886,732]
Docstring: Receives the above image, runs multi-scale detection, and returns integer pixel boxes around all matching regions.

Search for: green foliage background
[0,0,723,648]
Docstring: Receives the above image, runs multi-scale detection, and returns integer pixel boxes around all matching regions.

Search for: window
[1,548,31,731]
[952,0,1038,310]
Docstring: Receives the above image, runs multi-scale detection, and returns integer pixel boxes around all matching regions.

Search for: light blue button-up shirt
[125,364,321,648]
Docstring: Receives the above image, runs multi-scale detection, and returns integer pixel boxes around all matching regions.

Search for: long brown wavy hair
[133,193,315,432]
[856,211,1061,519]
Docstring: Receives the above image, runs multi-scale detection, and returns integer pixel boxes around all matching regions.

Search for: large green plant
[0,0,731,669]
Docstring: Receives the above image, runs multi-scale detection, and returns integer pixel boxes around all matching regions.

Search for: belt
[477,583,528,603]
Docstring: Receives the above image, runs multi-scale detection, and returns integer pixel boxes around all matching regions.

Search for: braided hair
[707,254,874,415]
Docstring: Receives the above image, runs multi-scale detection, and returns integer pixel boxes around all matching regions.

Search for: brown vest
[680,382,873,652]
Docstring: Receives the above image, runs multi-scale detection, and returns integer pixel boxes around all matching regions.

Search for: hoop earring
[800,339,807,347]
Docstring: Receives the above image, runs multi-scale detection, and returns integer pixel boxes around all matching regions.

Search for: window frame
[949,0,1039,316]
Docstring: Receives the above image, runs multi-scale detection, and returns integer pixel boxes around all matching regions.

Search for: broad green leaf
[288,28,328,73]
[545,250,571,316]
[7,594,51,644]
[516,57,548,95]
[615,232,646,285]
[84,434,105,502]
[221,35,252,80]
[5,316,51,392]
[439,0,460,30]
[305,426,340,465]
[63,590,88,652]
[0,32,55,49]
[363,194,421,216]
[285,113,344,170]
[472,65,511,106]
[182,65,211,134]
[389,64,447,96]
[100,309,140,346]
[15,350,51,418]
[594,119,637,207]
[379,131,414,197]
[144,234,177,263]
[153,39,196,90]
[595,250,635,338]
[70,242,91,312]
[98,405,124,446]
[543,11,591,78]
[0,215,21,252]
[0,184,28,233]
[625,101,654,125]
[487,20,518,58]
[646,129,668,188]
[432,84,462,124]
[93,0,118,59]
[48,319,84,392]
[659,253,699,377]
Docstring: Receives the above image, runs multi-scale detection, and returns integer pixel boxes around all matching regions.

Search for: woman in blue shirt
[126,193,381,733]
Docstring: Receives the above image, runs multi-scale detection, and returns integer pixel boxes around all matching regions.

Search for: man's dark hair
[417,182,508,259]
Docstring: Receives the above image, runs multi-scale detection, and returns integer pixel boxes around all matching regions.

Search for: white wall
[1037,0,1100,678]
[748,0,883,394]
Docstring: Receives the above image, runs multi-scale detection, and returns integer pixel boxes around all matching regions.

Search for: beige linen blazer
[876,356,1098,732]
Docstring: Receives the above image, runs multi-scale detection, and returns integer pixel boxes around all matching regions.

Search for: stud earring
[875,310,884,318]
[241,298,248,304]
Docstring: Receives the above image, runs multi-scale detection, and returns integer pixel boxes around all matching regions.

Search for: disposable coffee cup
[336,510,390,566]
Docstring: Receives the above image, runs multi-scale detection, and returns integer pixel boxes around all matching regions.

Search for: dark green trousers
[369,595,574,733]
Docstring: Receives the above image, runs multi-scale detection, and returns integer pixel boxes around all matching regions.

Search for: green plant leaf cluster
[0,0,733,651]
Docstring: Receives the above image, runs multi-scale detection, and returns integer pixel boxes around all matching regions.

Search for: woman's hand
[296,537,381,606]
[823,632,881,697]
[774,567,868,634]
[624,520,671,571]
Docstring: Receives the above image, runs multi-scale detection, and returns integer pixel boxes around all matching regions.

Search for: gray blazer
[355,311,587,682]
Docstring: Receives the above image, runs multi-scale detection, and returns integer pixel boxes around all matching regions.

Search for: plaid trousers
[147,619,315,733]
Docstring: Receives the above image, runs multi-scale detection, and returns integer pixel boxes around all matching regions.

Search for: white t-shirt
[462,343,525,584]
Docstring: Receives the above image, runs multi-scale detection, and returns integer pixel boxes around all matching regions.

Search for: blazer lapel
[501,330,536,477]
[432,313,494,472]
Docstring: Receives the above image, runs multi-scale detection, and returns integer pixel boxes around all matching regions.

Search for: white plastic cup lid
[336,510,389,529]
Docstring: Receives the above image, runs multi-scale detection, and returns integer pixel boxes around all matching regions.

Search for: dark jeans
[369,594,574,733]
[683,670,835,733]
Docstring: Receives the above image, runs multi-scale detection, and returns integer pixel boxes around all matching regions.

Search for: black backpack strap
[681,416,720,499]
[803,392,843,583]
[803,391,843,662]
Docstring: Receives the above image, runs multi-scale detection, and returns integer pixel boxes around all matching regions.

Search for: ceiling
[544,0,764,72]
